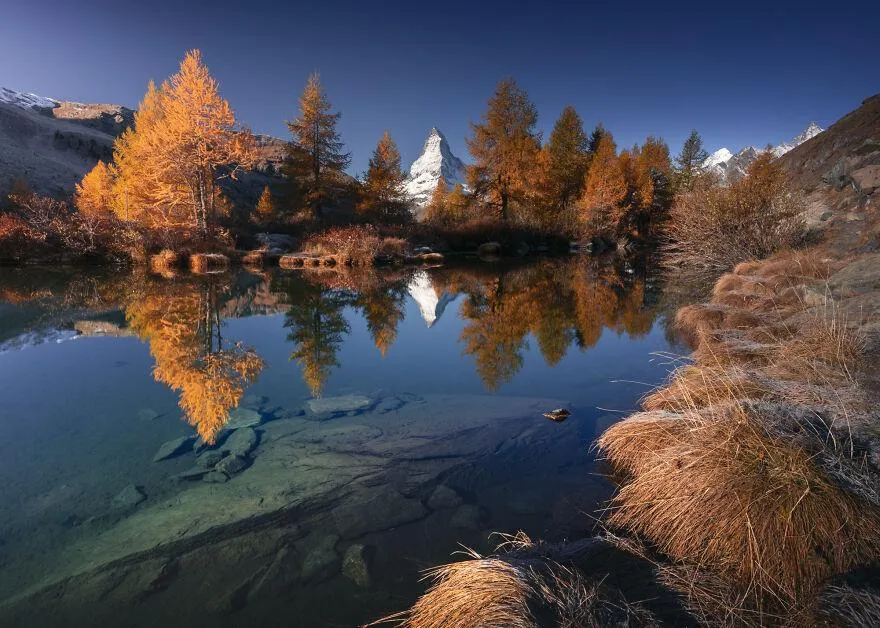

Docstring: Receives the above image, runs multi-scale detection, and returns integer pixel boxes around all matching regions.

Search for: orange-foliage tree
[579,132,626,237]
[357,130,409,223]
[74,160,115,217]
[78,51,256,237]
[467,78,541,221]
[253,185,276,224]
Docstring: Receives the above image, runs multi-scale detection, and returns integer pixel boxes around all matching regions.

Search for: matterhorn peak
[404,127,466,217]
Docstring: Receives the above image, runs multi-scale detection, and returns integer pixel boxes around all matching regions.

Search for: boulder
[196,451,223,469]
[222,427,259,458]
[216,455,248,477]
[332,489,428,539]
[342,544,372,588]
[203,471,229,484]
[111,484,146,511]
[307,394,374,416]
[373,396,405,414]
[152,436,195,462]
[299,534,340,582]
[172,467,209,482]
[226,407,263,430]
[851,165,880,195]
[255,233,297,254]
[427,485,463,510]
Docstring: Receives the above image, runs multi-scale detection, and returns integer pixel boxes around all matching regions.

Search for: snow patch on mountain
[404,128,466,217]
[703,122,824,182]
[407,270,458,327]
[0,87,59,111]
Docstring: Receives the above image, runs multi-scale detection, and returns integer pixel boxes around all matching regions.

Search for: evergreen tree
[286,73,351,220]
[357,130,409,223]
[466,78,540,221]
[579,132,626,236]
[539,105,588,222]
[673,130,708,193]
[587,123,607,155]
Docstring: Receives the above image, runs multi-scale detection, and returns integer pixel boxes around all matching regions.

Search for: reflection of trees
[125,274,263,443]
[356,284,407,357]
[282,281,352,397]
[455,257,659,390]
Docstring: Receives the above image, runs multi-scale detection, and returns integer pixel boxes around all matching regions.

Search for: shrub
[302,225,385,265]
[665,154,806,273]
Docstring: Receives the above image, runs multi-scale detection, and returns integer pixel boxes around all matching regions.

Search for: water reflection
[124,275,264,443]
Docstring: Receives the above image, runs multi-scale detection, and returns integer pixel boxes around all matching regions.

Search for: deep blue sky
[2,0,878,175]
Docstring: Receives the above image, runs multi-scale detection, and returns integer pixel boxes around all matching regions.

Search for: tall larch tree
[153,49,257,234]
[466,78,540,221]
[579,132,626,237]
[286,73,351,220]
[423,178,449,223]
[545,106,589,211]
[633,136,672,238]
[253,185,276,224]
[673,130,708,193]
[357,131,409,223]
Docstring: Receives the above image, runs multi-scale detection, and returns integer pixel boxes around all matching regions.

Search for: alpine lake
[0,256,680,627]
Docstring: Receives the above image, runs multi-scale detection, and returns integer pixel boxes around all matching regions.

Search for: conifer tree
[253,185,275,224]
[286,73,351,220]
[579,132,626,236]
[544,106,589,211]
[673,130,708,193]
[357,130,409,223]
[423,178,449,223]
[587,123,606,155]
[75,160,115,217]
[466,78,540,221]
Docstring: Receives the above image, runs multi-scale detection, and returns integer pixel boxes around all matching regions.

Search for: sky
[1,0,878,175]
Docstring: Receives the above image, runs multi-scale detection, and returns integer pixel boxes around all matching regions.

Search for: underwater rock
[333,488,428,539]
[173,467,209,482]
[307,394,374,416]
[152,436,195,462]
[111,484,146,511]
[299,534,340,582]
[373,396,405,414]
[196,450,223,469]
[216,455,248,477]
[427,485,463,510]
[241,394,267,409]
[451,504,487,530]
[226,407,263,430]
[222,427,258,458]
[342,544,372,588]
[203,471,229,484]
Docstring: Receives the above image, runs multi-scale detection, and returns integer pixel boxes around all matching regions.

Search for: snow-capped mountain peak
[407,271,458,327]
[703,122,824,182]
[0,87,59,111]
[404,127,466,216]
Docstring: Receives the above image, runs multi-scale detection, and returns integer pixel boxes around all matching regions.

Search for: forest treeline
[1,49,805,269]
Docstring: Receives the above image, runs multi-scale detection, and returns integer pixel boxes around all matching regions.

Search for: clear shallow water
[0,257,676,627]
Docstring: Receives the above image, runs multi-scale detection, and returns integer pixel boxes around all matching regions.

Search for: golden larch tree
[253,185,276,224]
[75,160,115,217]
[357,130,409,223]
[579,132,626,236]
[466,78,541,221]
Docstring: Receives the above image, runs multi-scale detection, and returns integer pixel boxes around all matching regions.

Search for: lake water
[0,257,678,627]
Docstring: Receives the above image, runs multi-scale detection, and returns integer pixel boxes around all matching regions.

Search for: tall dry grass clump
[664,154,805,274]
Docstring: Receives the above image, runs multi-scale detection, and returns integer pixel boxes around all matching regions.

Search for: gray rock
[427,485,463,510]
[241,394,267,409]
[451,504,487,530]
[333,489,428,539]
[342,544,371,588]
[111,484,146,511]
[222,427,258,458]
[226,407,262,430]
[299,534,340,582]
[373,396,405,414]
[256,233,297,254]
[216,455,248,477]
[307,394,374,415]
[203,471,229,484]
[173,467,209,482]
[152,436,195,462]
[196,451,223,469]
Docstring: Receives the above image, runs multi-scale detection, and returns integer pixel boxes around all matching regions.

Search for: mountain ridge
[404,127,466,216]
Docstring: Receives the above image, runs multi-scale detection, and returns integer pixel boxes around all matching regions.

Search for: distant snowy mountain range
[703,122,824,182]
[404,127,466,216]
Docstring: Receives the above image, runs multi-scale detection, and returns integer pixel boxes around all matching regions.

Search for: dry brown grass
[815,583,880,627]
[642,364,771,413]
[713,273,748,297]
[675,304,727,345]
[734,260,764,276]
[599,402,880,611]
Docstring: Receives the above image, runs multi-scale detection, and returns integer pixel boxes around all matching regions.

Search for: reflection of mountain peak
[407,271,457,327]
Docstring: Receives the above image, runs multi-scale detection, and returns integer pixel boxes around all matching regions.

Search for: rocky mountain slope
[404,128,466,216]
[0,87,135,198]
[704,122,824,182]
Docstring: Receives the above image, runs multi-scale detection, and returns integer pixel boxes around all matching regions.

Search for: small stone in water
[203,471,229,484]
[216,455,248,477]
[153,436,195,462]
[342,544,371,588]
[196,451,223,469]
[222,427,258,458]
[225,407,262,430]
[112,484,146,510]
